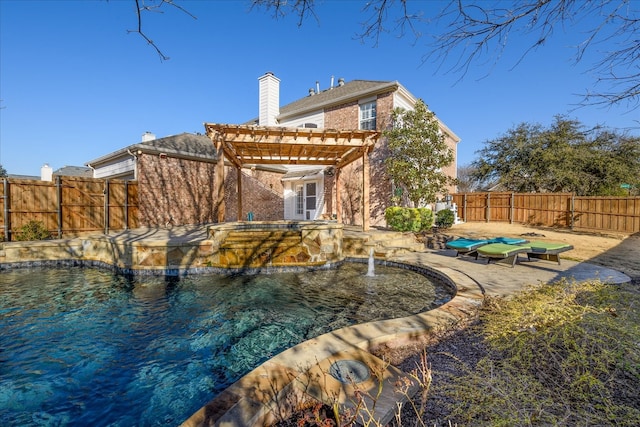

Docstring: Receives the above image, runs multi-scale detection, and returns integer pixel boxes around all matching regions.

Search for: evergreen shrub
[385,207,433,232]
[435,209,455,229]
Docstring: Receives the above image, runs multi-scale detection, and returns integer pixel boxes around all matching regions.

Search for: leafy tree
[472,116,640,196]
[0,164,6,178]
[384,99,455,207]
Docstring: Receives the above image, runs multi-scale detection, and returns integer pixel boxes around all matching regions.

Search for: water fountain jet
[366,247,375,277]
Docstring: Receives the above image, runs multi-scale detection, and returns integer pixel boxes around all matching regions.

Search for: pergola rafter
[204,123,380,230]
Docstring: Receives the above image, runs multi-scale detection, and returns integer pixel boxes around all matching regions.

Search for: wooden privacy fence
[1,177,139,241]
[452,192,640,234]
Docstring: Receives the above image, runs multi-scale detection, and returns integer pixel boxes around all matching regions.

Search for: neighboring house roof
[86,132,288,174]
[7,174,39,180]
[86,133,217,167]
[54,166,93,177]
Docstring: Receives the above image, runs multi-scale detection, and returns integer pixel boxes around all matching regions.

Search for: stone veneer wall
[0,222,344,273]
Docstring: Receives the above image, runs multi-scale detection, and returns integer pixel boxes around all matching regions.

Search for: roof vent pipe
[330,75,334,89]
[316,81,320,94]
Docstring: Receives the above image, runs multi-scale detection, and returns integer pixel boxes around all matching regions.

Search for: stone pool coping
[179,250,630,426]
[179,259,481,427]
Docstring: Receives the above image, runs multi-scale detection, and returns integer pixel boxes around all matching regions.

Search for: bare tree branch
[422,0,640,110]
[121,0,639,109]
[128,0,197,61]
[358,0,425,47]
[250,0,318,27]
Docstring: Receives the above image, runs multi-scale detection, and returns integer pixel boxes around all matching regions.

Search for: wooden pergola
[204,123,380,230]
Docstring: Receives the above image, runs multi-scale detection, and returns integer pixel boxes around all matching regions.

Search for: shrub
[417,207,434,231]
[437,279,640,426]
[14,220,51,241]
[385,207,433,232]
[435,209,455,229]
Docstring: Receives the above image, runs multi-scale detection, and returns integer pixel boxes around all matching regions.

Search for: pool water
[0,263,452,426]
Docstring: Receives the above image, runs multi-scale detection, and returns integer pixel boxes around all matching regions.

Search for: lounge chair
[523,241,574,265]
[476,242,532,267]
[446,237,528,259]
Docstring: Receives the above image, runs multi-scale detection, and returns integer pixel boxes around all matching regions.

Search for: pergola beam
[205,123,380,230]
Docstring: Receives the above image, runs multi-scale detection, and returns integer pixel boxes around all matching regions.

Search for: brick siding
[137,154,284,226]
[224,168,284,222]
[137,154,216,226]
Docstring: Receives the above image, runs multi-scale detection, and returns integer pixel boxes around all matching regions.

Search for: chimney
[258,72,280,126]
[142,131,155,142]
[308,88,315,96]
[338,77,345,87]
[41,163,53,181]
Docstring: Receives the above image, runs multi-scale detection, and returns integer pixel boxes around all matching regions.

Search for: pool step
[216,230,319,268]
[220,230,301,249]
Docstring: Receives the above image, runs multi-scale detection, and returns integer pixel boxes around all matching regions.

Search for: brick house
[86,132,284,226]
[87,73,459,228]
[241,72,460,227]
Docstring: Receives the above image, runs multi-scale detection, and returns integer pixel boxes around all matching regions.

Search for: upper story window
[359,101,377,130]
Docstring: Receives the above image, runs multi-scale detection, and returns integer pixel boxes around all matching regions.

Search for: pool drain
[329,360,371,384]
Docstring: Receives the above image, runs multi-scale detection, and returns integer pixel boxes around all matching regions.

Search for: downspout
[127,149,139,180]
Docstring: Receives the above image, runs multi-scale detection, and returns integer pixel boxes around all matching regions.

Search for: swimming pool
[0,263,452,426]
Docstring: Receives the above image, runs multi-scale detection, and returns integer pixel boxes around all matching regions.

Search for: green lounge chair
[524,241,574,265]
[476,243,532,267]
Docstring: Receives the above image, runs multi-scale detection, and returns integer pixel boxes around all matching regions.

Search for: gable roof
[245,79,406,125]
[54,166,93,177]
[279,80,402,119]
[87,133,217,167]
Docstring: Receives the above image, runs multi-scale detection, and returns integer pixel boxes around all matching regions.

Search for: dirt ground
[444,222,640,279]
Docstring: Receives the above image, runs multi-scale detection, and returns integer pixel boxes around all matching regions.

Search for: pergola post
[237,167,243,221]
[215,137,226,223]
[362,151,370,231]
[335,167,342,224]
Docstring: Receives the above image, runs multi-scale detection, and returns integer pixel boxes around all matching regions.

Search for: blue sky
[1,0,638,176]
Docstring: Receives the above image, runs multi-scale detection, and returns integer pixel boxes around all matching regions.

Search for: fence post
[463,193,467,222]
[124,180,129,230]
[510,192,514,224]
[104,180,110,235]
[56,176,63,238]
[570,193,575,230]
[3,178,10,242]
[486,193,491,222]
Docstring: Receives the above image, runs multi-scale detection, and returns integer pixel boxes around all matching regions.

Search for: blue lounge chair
[446,237,528,259]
